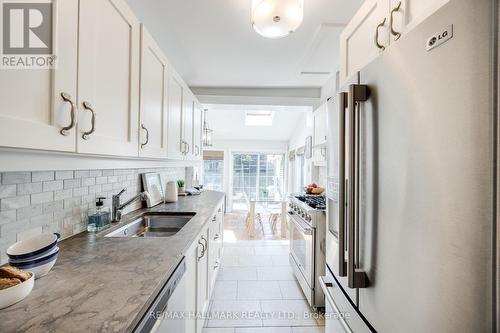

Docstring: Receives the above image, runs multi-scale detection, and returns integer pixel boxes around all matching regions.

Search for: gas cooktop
[294,194,326,210]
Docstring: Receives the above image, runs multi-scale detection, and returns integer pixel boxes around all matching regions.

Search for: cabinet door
[167,72,185,160]
[196,230,209,333]
[138,25,168,158]
[182,93,194,160]
[313,146,327,166]
[389,0,449,38]
[313,104,327,146]
[339,0,389,85]
[77,0,140,156]
[185,241,198,333]
[0,0,78,152]
[192,105,203,160]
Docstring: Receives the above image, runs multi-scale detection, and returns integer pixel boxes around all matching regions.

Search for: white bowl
[6,233,59,261]
[8,246,59,264]
[0,271,34,309]
[10,248,59,279]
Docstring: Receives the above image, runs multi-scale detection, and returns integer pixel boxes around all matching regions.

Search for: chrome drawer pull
[60,92,76,136]
[81,101,96,140]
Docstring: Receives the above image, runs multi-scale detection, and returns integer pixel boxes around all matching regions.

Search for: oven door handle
[289,214,313,235]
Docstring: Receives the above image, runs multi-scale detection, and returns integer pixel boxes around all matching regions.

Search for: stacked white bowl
[6,233,60,279]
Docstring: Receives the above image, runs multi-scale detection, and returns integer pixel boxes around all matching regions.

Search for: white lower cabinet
[183,202,224,333]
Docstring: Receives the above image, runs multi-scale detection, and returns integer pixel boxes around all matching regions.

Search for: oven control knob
[306,215,311,221]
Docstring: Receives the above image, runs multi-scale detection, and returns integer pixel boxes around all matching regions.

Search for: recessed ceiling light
[245,111,274,126]
[251,0,304,39]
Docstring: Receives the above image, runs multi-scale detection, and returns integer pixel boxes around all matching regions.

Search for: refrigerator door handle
[347,84,369,289]
[338,92,348,277]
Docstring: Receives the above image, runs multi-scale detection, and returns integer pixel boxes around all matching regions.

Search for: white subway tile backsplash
[43,200,64,214]
[102,170,114,176]
[54,189,72,200]
[0,166,186,264]
[32,171,54,182]
[17,226,43,241]
[0,210,16,224]
[55,170,74,180]
[64,178,81,189]
[43,180,64,192]
[82,177,96,186]
[17,204,43,220]
[89,170,102,177]
[73,187,89,197]
[31,192,54,205]
[1,195,30,210]
[17,182,43,195]
[74,170,90,178]
[2,172,31,185]
[0,185,16,199]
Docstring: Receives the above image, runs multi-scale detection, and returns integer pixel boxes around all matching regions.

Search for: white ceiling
[205,104,310,141]
[126,0,363,88]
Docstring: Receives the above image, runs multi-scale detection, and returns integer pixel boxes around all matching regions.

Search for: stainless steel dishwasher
[134,258,186,333]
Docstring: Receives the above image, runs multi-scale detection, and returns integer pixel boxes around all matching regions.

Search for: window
[232,153,285,210]
[203,151,224,191]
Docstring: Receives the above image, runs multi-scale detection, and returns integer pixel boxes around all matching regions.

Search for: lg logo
[2,1,53,55]
[426,25,453,51]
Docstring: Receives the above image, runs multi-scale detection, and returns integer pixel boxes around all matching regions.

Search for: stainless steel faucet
[111,188,150,223]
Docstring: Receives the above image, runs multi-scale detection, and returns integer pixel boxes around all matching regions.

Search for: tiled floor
[202,211,325,333]
[223,210,289,241]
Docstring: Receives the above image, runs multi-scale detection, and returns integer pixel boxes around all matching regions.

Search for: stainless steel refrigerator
[321,0,497,332]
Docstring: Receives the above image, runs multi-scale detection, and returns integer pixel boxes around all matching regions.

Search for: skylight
[245,111,274,126]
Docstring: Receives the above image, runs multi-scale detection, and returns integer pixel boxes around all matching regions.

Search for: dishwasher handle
[133,258,186,333]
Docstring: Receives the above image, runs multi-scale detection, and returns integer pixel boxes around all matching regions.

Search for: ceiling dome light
[252,0,304,39]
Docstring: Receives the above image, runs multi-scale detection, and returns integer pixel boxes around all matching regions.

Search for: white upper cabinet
[313,103,327,146]
[182,92,195,160]
[313,102,327,166]
[167,70,185,160]
[339,0,389,86]
[138,25,168,158]
[77,0,140,157]
[389,0,449,39]
[192,104,203,160]
[339,0,449,86]
[0,0,79,152]
[0,0,204,162]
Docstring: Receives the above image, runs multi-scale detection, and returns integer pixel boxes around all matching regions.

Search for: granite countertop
[0,191,225,333]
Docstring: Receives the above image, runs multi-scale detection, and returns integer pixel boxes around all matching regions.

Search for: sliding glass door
[232,153,285,210]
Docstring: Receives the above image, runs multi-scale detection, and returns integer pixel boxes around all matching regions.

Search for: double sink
[104,212,196,238]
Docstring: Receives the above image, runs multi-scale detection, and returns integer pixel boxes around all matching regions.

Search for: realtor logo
[1,0,56,69]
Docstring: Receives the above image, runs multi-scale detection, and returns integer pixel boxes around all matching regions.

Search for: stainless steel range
[288,194,326,309]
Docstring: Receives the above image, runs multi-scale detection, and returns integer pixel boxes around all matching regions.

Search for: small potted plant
[177,179,185,194]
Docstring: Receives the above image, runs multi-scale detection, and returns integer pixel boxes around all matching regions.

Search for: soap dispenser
[87,197,111,232]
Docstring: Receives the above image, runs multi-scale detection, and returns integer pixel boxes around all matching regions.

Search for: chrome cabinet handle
[214,233,219,240]
[195,145,200,156]
[338,92,348,277]
[81,101,96,140]
[141,124,149,148]
[201,235,208,250]
[197,240,206,261]
[390,1,402,40]
[375,18,387,51]
[185,142,190,154]
[347,84,369,289]
[60,92,76,136]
